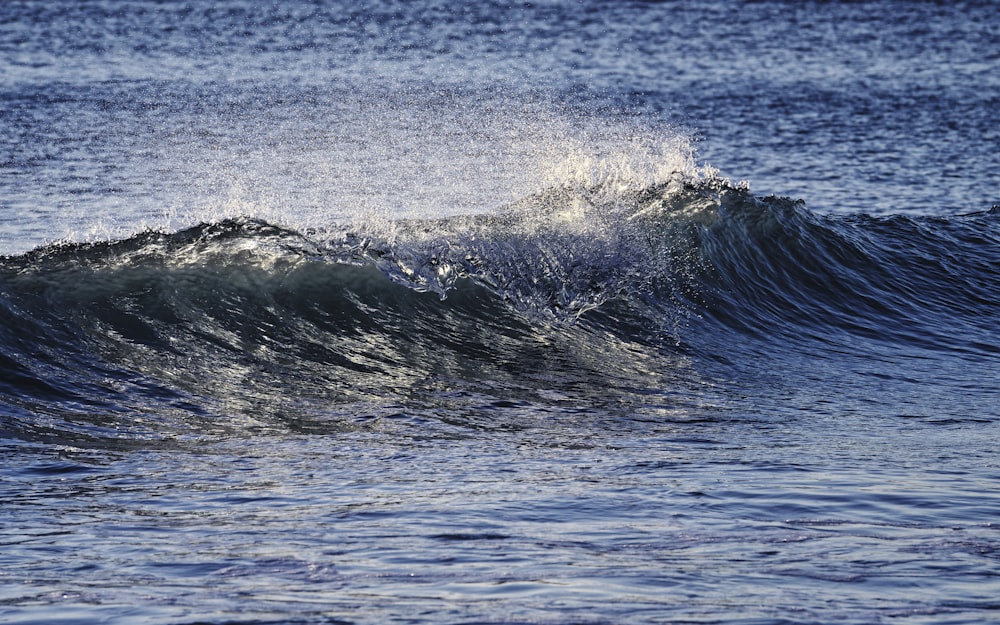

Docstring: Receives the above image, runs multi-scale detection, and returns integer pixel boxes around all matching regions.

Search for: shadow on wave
[0,214,701,446]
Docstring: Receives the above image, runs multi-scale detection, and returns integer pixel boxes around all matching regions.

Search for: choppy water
[2,1,999,624]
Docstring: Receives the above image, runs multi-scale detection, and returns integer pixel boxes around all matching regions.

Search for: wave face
[2,180,998,445]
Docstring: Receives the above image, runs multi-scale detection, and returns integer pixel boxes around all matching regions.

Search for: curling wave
[1,179,998,444]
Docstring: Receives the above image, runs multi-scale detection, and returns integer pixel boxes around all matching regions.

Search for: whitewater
[2,1,999,624]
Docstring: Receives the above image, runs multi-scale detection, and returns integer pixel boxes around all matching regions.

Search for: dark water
[2,1,999,624]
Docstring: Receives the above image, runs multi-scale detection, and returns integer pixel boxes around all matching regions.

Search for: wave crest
[334,174,731,320]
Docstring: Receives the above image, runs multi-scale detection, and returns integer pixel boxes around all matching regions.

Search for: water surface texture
[2,1,999,624]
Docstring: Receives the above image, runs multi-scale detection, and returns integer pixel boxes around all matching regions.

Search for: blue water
[2,1,999,624]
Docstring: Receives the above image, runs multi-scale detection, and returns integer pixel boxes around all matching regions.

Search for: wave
[2,179,998,444]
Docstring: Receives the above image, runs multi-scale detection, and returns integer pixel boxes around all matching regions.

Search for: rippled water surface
[2,1,999,624]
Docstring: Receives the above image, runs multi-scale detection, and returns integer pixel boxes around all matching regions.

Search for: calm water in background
[2,1,999,624]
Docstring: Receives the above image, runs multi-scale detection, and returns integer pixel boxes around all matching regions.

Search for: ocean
[1,1,999,623]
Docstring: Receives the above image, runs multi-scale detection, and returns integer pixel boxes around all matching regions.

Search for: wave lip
[335,174,722,320]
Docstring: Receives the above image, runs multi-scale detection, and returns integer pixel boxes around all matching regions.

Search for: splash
[43,84,708,251]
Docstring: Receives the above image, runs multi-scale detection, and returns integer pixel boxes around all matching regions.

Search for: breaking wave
[2,177,998,444]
